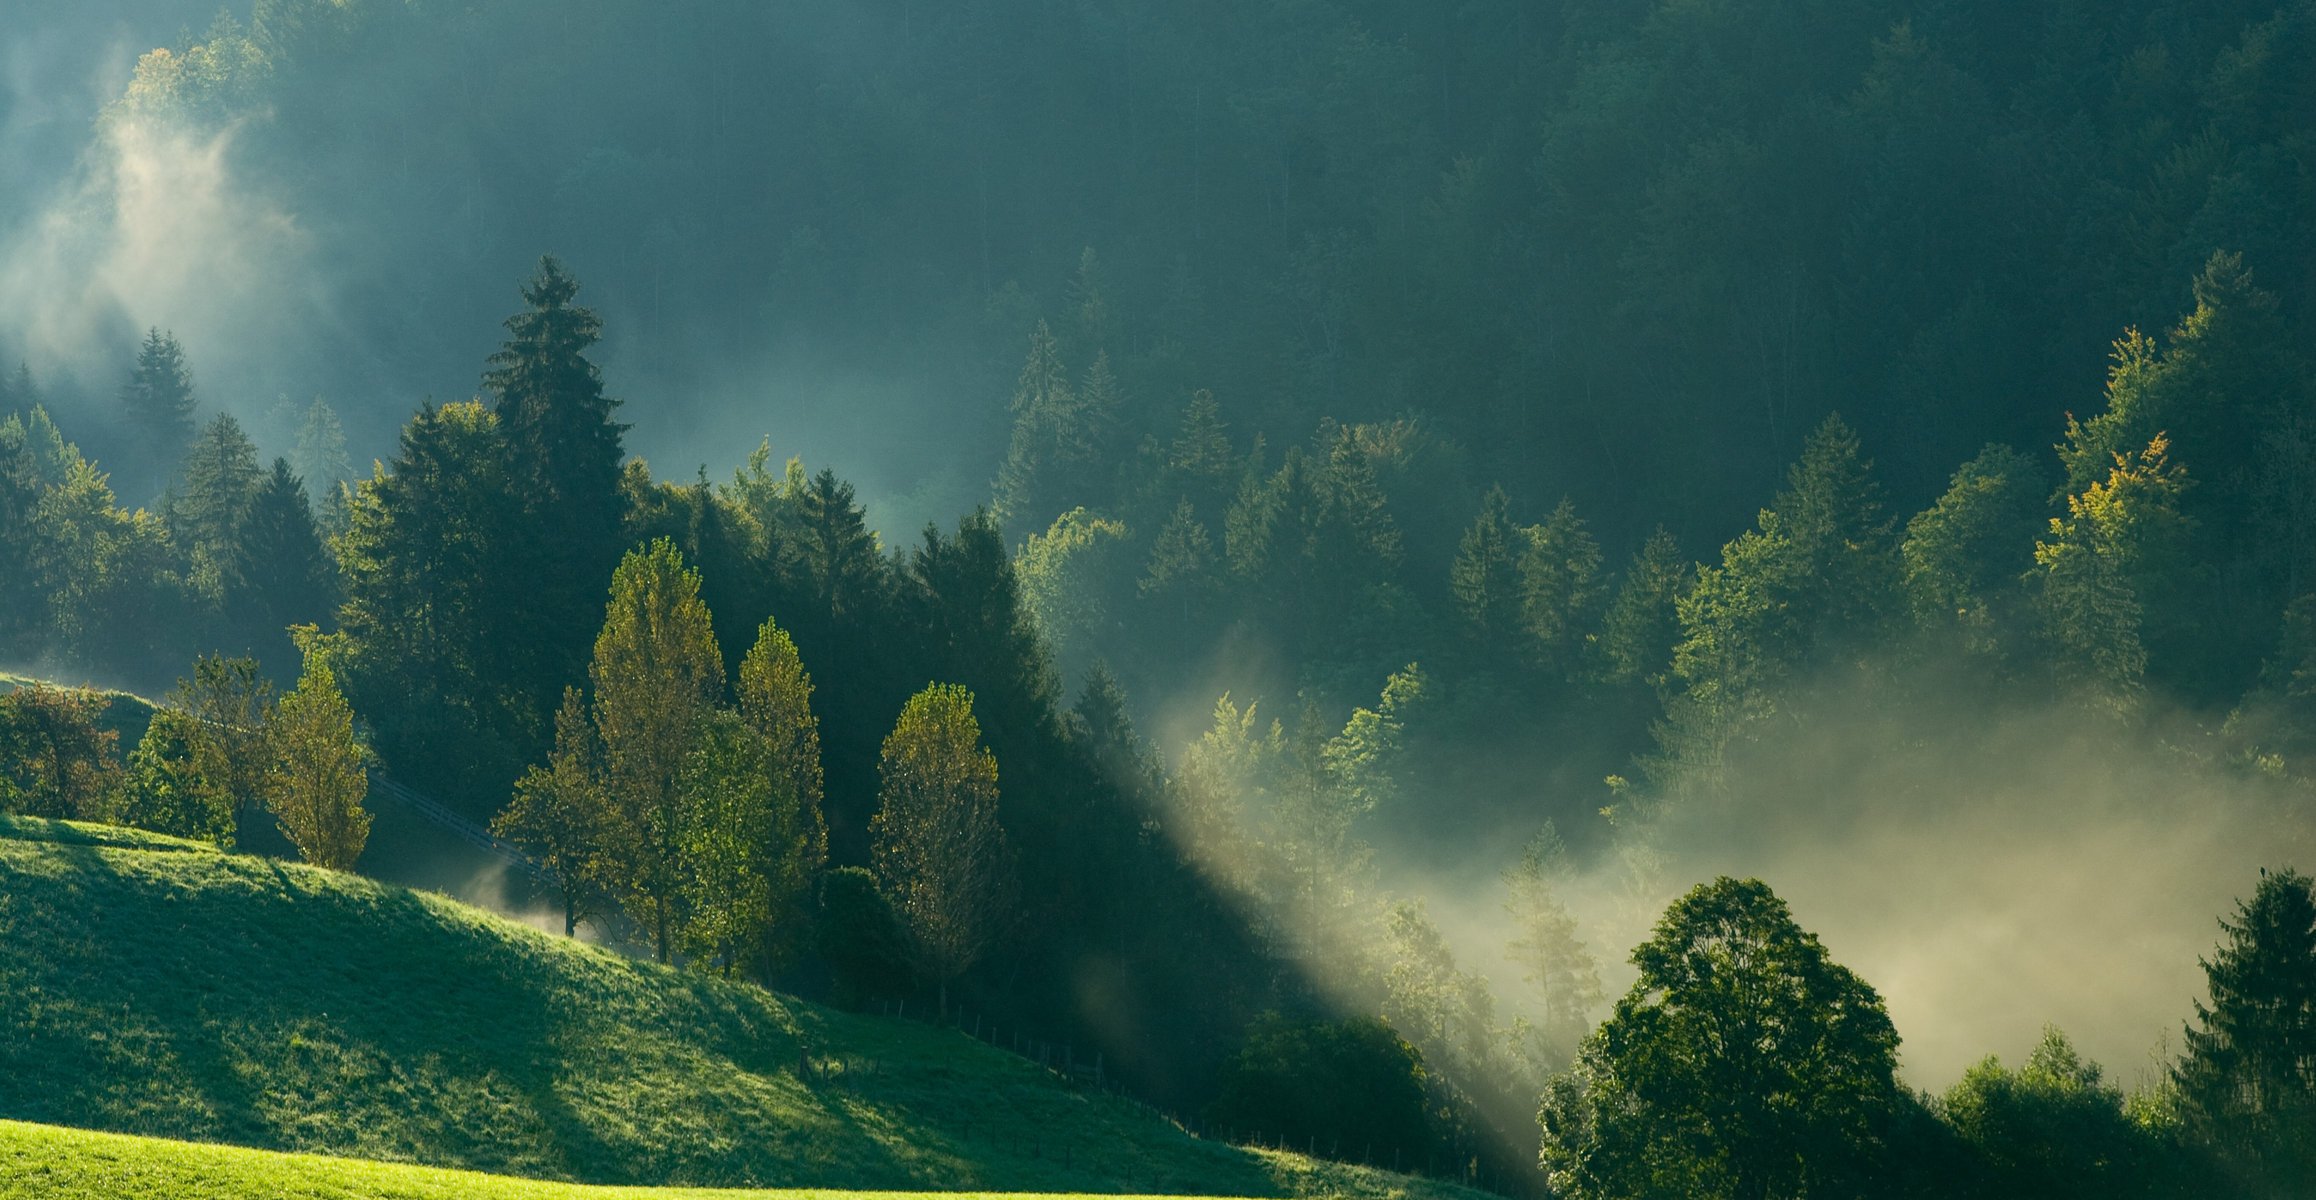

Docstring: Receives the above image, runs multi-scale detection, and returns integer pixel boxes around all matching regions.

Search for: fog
[1365,669,2313,1092]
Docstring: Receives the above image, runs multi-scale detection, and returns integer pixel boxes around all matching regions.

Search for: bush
[1203,1014,1431,1164]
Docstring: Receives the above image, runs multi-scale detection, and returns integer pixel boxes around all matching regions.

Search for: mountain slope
[0,817,1474,1197]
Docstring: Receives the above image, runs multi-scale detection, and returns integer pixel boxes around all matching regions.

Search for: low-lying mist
[1377,663,2313,1091]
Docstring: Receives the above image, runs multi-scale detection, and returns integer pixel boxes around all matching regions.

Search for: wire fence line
[366,771,549,884]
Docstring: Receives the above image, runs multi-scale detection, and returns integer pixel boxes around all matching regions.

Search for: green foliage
[676,710,788,976]
[116,707,237,849]
[2172,868,2316,1195]
[1902,443,2046,653]
[492,687,608,937]
[1676,414,1898,718]
[871,683,1017,1010]
[0,683,120,821]
[1538,877,1902,1200]
[335,400,530,807]
[815,865,912,1010]
[1449,485,1521,643]
[1204,1015,1432,1167]
[172,412,263,579]
[485,256,630,724]
[1015,507,1130,681]
[169,655,276,817]
[1940,1027,2182,1200]
[1517,498,1604,673]
[591,538,725,963]
[2032,435,2194,714]
[266,655,369,871]
[117,328,197,493]
[734,617,830,968]
[1592,528,1688,687]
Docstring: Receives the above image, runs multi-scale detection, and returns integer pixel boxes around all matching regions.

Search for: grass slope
[0,818,1478,1199]
[0,1119,1249,1199]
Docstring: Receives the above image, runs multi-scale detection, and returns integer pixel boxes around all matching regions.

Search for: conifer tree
[485,257,628,709]
[2172,868,2316,1192]
[235,458,337,664]
[2032,436,2192,714]
[1503,822,1602,1065]
[292,395,353,505]
[1141,497,1219,622]
[591,537,724,963]
[1518,497,1604,671]
[992,320,1075,534]
[266,655,370,871]
[334,401,527,804]
[119,328,197,489]
[494,687,607,937]
[1451,484,1522,641]
[794,467,882,628]
[1901,444,2046,650]
[1168,388,1235,502]
[871,682,1018,1015]
[173,412,263,573]
[1592,528,1687,686]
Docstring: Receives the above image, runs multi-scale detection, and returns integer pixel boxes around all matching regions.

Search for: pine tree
[1901,444,2046,653]
[734,616,830,970]
[1503,822,1602,1065]
[484,257,629,711]
[794,467,882,628]
[265,654,370,871]
[992,320,1075,534]
[119,328,197,490]
[871,682,1018,1016]
[1592,528,1687,686]
[2032,436,2192,715]
[1451,485,1521,641]
[1518,497,1604,672]
[1167,388,1235,500]
[494,687,607,937]
[1141,497,1218,622]
[292,395,353,505]
[234,458,336,665]
[2172,868,2316,1193]
[590,537,724,963]
[173,412,262,574]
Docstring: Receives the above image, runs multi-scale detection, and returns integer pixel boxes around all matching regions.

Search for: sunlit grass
[0,819,1482,1199]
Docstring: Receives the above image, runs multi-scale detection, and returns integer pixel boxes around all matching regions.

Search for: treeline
[1535,869,2316,1200]
[66,0,2316,540]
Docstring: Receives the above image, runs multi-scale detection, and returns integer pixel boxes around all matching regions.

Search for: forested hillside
[3,1,2315,1197]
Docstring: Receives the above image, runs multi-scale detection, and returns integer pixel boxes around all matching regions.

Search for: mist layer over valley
[3,3,2314,1197]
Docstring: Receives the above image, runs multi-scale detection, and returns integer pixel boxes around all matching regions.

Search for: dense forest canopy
[3,1,2316,1196]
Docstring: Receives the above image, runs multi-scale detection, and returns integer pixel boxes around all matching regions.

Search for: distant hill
[0,816,1481,1198]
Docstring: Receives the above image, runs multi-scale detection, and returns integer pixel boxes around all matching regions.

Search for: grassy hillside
[0,1119,1346,1200]
[0,673,158,750]
[0,818,1479,1198]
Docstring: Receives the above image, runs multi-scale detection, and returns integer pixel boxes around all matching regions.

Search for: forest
[2,0,2315,1197]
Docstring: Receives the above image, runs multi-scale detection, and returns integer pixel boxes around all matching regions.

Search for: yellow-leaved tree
[266,655,369,871]
[870,682,1017,1017]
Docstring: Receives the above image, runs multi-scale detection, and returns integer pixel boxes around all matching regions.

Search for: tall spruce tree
[484,257,629,713]
[234,458,337,668]
[1450,485,1522,642]
[173,412,263,575]
[2173,868,2316,1195]
[119,328,197,492]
